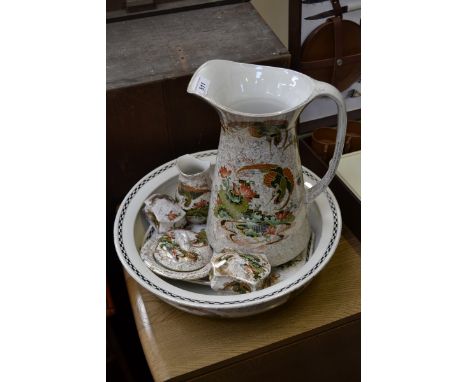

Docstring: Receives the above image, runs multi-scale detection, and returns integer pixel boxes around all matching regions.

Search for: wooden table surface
[124,226,361,381]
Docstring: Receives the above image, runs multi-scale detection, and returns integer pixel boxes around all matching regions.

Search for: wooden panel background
[107,3,289,90]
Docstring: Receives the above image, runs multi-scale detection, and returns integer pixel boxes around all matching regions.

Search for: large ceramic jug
[187,60,347,266]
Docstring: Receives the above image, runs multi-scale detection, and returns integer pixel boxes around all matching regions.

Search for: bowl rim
[113,150,342,309]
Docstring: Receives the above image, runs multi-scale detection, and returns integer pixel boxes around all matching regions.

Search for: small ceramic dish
[210,250,271,293]
[140,233,212,281]
[114,151,342,318]
[140,227,314,290]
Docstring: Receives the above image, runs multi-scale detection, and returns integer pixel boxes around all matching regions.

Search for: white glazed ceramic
[140,231,212,281]
[187,60,347,266]
[113,151,342,318]
[210,251,271,293]
[143,194,186,232]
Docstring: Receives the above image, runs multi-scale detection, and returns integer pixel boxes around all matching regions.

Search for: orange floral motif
[233,183,256,201]
[193,199,208,209]
[263,171,276,187]
[265,225,277,235]
[219,166,231,178]
[238,164,294,208]
[275,210,292,221]
[166,210,179,221]
[283,168,294,186]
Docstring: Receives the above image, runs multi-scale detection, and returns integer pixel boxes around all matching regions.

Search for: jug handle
[305,81,348,204]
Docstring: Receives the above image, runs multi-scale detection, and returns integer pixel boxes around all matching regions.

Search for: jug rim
[187,59,317,118]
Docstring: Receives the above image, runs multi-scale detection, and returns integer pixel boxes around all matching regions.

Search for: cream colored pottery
[113,150,342,318]
[175,154,211,224]
[187,60,347,266]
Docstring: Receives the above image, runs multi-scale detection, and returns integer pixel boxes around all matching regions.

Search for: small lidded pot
[152,229,212,272]
[175,154,211,224]
[210,250,271,294]
[143,194,186,233]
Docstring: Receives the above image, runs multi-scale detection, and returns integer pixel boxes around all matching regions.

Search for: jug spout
[187,59,319,119]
